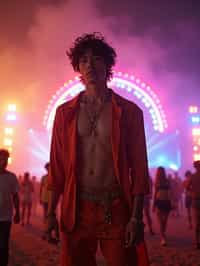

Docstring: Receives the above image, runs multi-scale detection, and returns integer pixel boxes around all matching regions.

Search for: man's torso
[21,181,33,203]
[191,172,200,199]
[0,171,18,221]
[77,94,117,190]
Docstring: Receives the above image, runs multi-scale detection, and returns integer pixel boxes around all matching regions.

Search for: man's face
[79,49,107,87]
[0,155,8,171]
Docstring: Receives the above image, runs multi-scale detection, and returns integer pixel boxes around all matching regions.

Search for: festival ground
[9,210,200,266]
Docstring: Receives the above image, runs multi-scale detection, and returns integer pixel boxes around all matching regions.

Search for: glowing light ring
[112,77,165,132]
[44,72,168,132]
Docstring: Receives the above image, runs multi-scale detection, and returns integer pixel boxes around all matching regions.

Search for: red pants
[61,198,149,266]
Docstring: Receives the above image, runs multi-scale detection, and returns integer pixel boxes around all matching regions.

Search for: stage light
[6,114,16,121]
[191,116,200,123]
[4,138,13,146]
[192,128,200,136]
[194,154,200,161]
[193,146,198,151]
[4,128,14,135]
[8,157,12,165]
[169,163,178,171]
[8,104,16,112]
[189,106,198,113]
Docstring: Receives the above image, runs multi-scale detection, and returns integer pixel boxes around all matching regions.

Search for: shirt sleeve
[48,107,65,195]
[126,106,150,195]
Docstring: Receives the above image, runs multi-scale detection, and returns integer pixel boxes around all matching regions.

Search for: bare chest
[77,102,112,138]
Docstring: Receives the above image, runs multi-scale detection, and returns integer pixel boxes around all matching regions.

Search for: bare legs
[21,202,32,226]
[156,210,169,246]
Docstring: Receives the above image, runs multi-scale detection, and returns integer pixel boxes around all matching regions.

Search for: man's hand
[13,211,20,224]
[125,219,144,248]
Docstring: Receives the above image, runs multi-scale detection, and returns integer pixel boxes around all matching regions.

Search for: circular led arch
[43,71,168,132]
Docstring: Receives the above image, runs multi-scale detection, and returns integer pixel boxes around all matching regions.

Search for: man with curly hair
[47,33,150,266]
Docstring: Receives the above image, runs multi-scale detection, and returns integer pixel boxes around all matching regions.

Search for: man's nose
[87,58,94,67]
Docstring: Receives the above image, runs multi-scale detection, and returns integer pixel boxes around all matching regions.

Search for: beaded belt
[78,186,122,224]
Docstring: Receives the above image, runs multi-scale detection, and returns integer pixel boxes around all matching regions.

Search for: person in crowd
[20,172,34,226]
[169,173,180,217]
[0,149,20,266]
[143,175,155,235]
[40,162,60,243]
[40,163,50,223]
[186,161,200,249]
[31,175,39,215]
[153,166,172,246]
[47,33,150,266]
[183,170,193,229]
[174,172,183,216]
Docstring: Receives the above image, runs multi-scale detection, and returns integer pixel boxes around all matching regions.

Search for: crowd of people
[143,165,200,248]
[1,147,200,265]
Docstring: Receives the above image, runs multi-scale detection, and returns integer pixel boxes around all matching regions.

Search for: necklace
[81,90,111,136]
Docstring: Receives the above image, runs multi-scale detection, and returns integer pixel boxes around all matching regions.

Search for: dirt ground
[8,209,200,266]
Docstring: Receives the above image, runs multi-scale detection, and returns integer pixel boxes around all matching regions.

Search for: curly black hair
[67,32,116,80]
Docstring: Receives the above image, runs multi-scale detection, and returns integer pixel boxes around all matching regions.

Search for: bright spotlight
[8,104,16,112]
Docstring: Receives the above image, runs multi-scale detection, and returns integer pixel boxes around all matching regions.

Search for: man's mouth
[87,70,96,76]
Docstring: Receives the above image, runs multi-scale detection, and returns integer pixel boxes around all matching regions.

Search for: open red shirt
[48,90,149,232]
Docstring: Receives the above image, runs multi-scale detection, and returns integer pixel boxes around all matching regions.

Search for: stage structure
[189,106,200,162]
[41,71,181,171]
[1,104,17,165]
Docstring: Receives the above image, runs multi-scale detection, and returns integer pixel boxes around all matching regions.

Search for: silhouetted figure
[187,161,200,249]
[32,175,39,215]
[153,167,172,246]
[143,176,155,235]
[0,149,20,266]
[183,170,193,229]
[40,162,60,244]
[20,172,34,226]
